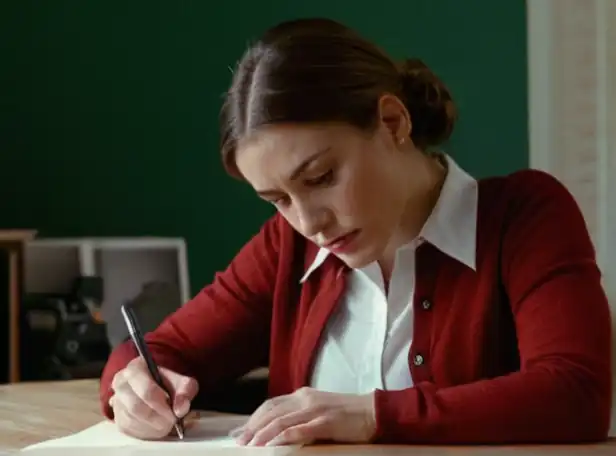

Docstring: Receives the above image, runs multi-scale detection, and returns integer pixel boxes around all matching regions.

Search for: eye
[304,169,334,187]
[271,195,291,208]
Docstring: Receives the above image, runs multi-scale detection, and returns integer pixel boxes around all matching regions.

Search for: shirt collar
[300,247,330,283]
[418,154,477,270]
[299,154,478,283]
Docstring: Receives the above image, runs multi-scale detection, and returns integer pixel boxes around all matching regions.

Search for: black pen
[120,303,185,440]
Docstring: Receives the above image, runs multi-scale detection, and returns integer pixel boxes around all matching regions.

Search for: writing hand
[109,357,199,440]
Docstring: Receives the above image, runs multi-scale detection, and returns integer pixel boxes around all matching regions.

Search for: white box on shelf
[24,237,191,347]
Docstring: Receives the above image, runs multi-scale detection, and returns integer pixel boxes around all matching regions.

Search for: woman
[101,18,612,446]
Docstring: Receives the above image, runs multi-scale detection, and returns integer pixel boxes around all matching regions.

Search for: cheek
[334,167,381,221]
[338,160,406,230]
[277,206,300,232]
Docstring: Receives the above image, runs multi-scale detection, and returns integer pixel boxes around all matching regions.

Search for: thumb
[163,370,199,417]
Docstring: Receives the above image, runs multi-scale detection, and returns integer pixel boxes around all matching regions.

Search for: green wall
[0,1,528,293]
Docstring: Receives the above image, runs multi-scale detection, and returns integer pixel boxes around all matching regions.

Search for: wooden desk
[0,230,36,383]
[0,380,614,455]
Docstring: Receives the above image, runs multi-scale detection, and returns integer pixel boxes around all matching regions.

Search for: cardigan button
[421,299,432,310]
[413,353,425,366]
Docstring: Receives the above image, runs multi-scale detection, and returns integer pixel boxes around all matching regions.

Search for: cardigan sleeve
[372,170,612,444]
[99,214,281,419]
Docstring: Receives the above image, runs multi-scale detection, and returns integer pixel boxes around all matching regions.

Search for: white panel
[97,248,182,347]
[527,0,555,173]
[553,0,600,241]
[528,0,616,436]
[600,0,616,438]
[23,237,191,350]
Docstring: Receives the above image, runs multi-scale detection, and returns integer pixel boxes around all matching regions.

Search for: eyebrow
[256,147,331,198]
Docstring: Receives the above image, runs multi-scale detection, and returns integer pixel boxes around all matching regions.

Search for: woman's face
[235,99,430,269]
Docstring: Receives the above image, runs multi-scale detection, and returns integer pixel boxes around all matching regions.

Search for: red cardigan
[100,169,612,444]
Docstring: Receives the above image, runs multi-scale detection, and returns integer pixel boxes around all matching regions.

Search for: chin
[335,245,381,270]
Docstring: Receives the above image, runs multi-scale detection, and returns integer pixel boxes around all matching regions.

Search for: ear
[377,94,411,146]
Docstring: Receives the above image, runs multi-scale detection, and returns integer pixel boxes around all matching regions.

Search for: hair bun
[398,58,457,149]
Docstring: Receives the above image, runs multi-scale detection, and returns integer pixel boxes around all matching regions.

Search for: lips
[323,230,360,253]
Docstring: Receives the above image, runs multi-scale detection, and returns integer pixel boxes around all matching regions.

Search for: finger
[182,410,201,432]
[238,396,289,445]
[167,374,199,417]
[228,425,245,438]
[114,404,172,440]
[246,408,317,447]
[265,415,328,447]
[110,368,128,393]
[163,368,199,396]
[126,368,176,422]
[116,395,174,433]
[115,385,176,431]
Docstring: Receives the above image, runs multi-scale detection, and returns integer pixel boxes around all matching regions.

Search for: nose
[295,200,330,239]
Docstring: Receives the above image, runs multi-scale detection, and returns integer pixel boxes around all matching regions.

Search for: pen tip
[176,425,185,440]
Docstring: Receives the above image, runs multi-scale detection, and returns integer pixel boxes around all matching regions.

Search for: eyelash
[272,196,290,207]
[269,169,335,207]
[304,169,334,187]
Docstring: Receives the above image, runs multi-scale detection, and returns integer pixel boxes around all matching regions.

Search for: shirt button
[413,353,425,366]
[421,299,432,310]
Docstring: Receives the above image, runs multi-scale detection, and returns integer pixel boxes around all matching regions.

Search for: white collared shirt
[303,155,478,394]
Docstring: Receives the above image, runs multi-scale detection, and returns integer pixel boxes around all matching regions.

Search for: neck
[378,153,447,279]
[404,153,447,237]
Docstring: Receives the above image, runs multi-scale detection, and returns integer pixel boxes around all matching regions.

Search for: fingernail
[173,399,189,417]
[265,438,281,447]
[236,432,252,446]
[228,426,245,438]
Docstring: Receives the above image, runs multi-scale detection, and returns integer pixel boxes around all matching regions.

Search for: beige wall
[528,0,616,437]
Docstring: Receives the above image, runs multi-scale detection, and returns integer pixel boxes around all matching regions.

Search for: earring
[398,137,407,145]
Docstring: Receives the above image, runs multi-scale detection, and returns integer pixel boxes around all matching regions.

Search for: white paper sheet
[20,415,300,456]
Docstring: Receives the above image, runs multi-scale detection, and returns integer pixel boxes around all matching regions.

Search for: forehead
[235,123,361,186]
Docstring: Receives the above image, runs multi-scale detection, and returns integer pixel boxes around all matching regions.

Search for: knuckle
[125,360,142,377]
[132,379,159,404]
[175,375,190,389]
[316,413,333,429]
[158,410,176,428]
[189,378,199,394]
[295,388,311,403]
[297,387,317,402]
[299,392,319,409]
[126,423,165,440]
[151,417,174,434]
[124,394,147,417]
[111,370,126,391]
[269,417,287,435]
[128,356,144,368]
[141,408,170,432]
[259,398,276,414]
[115,410,141,437]
[280,426,301,442]
[296,386,312,396]
[114,412,129,431]
[122,410,170,439]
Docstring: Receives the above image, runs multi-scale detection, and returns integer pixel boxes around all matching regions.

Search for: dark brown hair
[220,18,456,178]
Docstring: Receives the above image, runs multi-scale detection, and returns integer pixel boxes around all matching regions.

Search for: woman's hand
[109,357,199,440]
[234,387,376,446]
